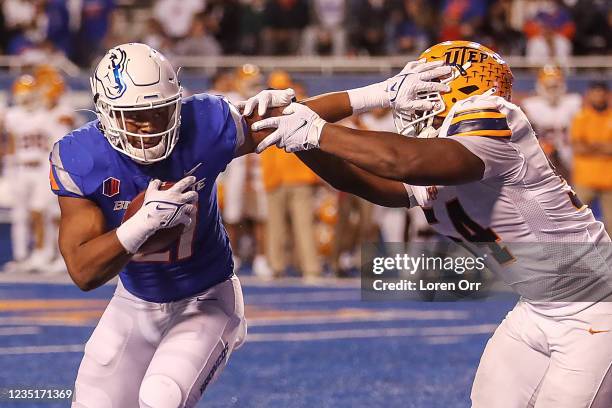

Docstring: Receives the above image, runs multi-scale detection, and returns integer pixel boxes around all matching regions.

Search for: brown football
[122,181,184,255]
[243,105,286,148]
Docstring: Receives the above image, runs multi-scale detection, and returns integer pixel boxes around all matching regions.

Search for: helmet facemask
[95,91,182,164]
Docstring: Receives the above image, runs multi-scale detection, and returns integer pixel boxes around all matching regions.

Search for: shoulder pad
[49,121,110,197]
[181,93,239,171]
[182,93,230,128]
[443,95,511,139]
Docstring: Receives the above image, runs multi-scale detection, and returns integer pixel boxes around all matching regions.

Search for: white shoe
[43,257,67,276]
[253,255,273,279]
[22,249,54,273]
[2,260,26,274]
[339,251,355,271]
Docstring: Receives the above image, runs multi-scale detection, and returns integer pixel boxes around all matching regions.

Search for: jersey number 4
[428,198,515,265]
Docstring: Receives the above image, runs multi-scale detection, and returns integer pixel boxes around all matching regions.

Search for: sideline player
[36,65,79,274]
[3,75,53,272]
[521,65,581,179]
[242,41,612,407]
[213,65,271,277]
[51,43,256,407]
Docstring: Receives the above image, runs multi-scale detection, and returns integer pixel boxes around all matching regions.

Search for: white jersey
[4,106,49,164]
[521,93,581,167]
[406,95,612,309]
[45,102,76,144]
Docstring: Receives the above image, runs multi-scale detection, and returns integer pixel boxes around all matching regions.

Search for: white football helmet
[90,43,182,163]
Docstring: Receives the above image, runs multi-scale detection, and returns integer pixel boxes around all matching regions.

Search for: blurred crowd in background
[0,0,610,68]
[0,61,609,280]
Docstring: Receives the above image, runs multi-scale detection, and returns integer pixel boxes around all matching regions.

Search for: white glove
[236,88,296,117]
[252,103,326,153]
[347,60,451,114]
[116,176,198,254]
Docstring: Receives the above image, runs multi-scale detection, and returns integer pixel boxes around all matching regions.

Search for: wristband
[347,82,389,114]
[116,213,154,254]
[308,117,327,149]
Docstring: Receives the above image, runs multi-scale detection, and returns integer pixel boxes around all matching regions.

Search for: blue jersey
[50,94,245,302]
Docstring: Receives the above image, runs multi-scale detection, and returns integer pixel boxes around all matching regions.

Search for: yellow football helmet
[394,41,513,135]
[268,70,292,90]
[12,74,38,107]
[235,64,263,97]
[34,64,66,106]
[536,65,566,102]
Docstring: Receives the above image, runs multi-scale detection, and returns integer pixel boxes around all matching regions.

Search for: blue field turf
[0,280,517,408]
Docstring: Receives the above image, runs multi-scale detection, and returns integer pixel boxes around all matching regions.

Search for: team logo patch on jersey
[102,177,121,197]
[96,47,128,100]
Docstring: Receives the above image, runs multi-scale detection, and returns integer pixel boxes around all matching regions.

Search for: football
[122,181,184,254]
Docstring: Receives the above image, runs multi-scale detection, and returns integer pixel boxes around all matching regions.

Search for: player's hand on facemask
[347,60,451,114]
[387,60,451,114]
[237,88,296,117]
[116,176,198,254]
[252,103,326,154]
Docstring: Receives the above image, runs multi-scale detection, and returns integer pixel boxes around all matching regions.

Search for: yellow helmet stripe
[451,111,506,124]
[451,129,511,137]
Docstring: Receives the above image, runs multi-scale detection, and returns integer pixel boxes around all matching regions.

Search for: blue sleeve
[189,94,246,173]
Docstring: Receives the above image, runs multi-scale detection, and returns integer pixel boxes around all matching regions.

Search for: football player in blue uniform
[49,43,261,408]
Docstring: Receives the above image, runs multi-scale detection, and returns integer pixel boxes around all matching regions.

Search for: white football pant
[471,300,612,408]
[12,164,56,260]
[220,155,266,224]
[72,275,246,408]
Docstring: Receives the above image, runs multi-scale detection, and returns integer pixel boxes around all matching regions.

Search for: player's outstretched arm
[238,61,450,124]
[58,196,133,291]
[238,88,352,124]
[295,149,413,207]
[318,124,485,185]
[252,103,485,186]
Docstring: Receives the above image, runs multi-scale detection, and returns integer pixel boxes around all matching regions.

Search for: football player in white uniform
[36,65,78,274]
[213,65,271,277]
[3,74,55,272]
[242,41,612,407]
[522,65,582,179]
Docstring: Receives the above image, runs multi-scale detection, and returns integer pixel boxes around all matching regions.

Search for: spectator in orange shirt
[570,81,612,231]
[260,74,321,279]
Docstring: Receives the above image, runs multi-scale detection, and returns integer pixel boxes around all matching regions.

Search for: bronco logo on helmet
[96,47,128,100]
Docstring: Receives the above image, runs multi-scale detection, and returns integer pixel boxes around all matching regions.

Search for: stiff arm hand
[237,88,296,117]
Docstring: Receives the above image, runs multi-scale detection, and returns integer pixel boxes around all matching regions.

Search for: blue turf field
[0,279,517,408]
